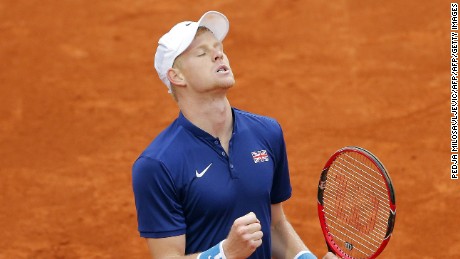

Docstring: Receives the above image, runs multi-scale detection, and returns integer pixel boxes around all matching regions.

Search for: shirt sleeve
[270,123,292,204]
[132,156,186,238]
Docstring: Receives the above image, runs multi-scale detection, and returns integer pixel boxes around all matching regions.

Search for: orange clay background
[0,1,457,258]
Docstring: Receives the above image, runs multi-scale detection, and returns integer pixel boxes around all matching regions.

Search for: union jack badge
[251,150,269,163]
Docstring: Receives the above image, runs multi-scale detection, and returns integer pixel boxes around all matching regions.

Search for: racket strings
[323,190,387,253]
[323,180,388,232]
[327,160,387,206]
[326,164,389,222]
[329,155,388,220]
[333,154,389,212]
[323,152,391,258]
[322,189,388,241]
[326,158,390,226]
[342,153,385,184]
[325,223,378,255]
[336,154,388,199]
[323,210,385,248]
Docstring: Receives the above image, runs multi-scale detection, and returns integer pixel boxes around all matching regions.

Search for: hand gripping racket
[317,146,396,259]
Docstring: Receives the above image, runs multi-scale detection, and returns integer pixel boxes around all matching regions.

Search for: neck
[178,94,233,140]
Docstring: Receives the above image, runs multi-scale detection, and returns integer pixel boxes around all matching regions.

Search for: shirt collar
[177,107,238,140]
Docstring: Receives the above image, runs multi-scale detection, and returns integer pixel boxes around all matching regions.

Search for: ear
[167,67,186,86]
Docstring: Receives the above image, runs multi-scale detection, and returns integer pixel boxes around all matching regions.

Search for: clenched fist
[222,212,263,259]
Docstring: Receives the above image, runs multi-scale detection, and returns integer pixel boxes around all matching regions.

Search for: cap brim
[197,11,229,42]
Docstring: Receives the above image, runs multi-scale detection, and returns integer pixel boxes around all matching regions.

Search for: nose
[213,49,223,61]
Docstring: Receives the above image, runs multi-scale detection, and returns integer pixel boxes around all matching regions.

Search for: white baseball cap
[154,11,230,93]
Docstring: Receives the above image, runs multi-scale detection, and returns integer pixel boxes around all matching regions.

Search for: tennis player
[132,11,338,259]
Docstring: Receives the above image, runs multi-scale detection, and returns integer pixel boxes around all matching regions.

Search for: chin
[219,77,235,89]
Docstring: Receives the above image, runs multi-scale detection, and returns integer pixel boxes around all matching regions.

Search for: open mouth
[216,65,229,73]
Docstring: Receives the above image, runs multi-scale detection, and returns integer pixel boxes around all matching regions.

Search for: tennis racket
[317,146,396,259]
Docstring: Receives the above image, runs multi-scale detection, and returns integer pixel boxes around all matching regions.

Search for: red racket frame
[317,146,396,259]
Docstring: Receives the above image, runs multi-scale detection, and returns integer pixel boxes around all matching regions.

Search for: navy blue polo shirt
[132,108,292,258]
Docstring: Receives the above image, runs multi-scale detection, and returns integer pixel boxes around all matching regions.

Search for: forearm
[271,217,311,259]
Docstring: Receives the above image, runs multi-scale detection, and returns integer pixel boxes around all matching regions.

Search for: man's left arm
[271,202,313,259]
[271,203,338,259]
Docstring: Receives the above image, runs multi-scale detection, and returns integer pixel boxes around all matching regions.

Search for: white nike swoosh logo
[196,163,212,178]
